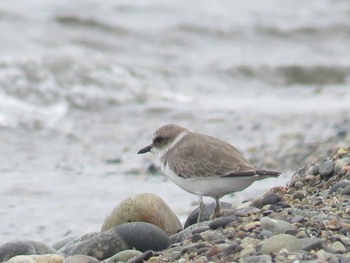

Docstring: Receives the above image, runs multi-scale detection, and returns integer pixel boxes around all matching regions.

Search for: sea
[1,0,350,244]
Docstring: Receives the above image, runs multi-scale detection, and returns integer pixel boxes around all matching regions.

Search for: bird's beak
[137,144,152,154]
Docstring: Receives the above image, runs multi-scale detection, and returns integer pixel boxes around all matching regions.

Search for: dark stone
[319,159,334,179]
[127,250,153,263]
[191,233,204,243]
[60,222,169,260]
[299,238,324,251]
[208,216,236,230]
[182,243,206,254]
[341,185,350,195]
[328,180,350,195]
[292,191,305,200]
[256,193,282,208]
[169,223,207,244]
[184,202,232,228]
[0,240,59,262]
[224,242,242,256]
[116,222,170,252]
[291,216,305,223]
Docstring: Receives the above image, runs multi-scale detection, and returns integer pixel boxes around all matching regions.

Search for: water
[1,0,350,245]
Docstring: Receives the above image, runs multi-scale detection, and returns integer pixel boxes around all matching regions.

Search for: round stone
[261,234,301,254]
[0,240,59,262]
[60,222,169,260]
[103,249,142,263]
[64,255,99,263]
[319,159,334,178]
[101,193,182,235]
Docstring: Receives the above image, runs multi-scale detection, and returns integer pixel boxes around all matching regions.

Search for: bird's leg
[197,196,205,224]
[210,197,221,220]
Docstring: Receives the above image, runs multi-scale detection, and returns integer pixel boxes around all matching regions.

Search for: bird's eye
[154,136,165,144]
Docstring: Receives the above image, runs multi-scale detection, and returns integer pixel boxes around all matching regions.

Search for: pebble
[260,217,295,234]
[0,240,59,262]
[319,159,334,178]
[184,202,232,227]
[334,157,350,174]
[208,215,236,230]
[101,193,182,235]
[4,254,64,263]
[103,250,142,263]
[328,180,350,194]
[261,234,301,254]
[64,255,100,263]
[255,193,282,208]
[331,241,346,253]
[60,222,169,260]
[126,250,153,263]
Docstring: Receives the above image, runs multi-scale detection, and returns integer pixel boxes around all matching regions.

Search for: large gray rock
[60,222,170,260]
[101,193,182,235]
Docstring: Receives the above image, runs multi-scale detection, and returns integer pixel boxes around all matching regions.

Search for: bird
[137,124,281,222]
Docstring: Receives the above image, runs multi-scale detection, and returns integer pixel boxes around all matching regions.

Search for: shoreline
[1,147,350,262]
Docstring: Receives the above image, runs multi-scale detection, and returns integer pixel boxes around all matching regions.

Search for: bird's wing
[165,133,257,179]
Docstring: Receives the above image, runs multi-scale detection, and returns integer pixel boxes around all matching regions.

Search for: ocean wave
[223,64,350,85]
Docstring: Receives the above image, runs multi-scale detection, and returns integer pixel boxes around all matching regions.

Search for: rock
[299,238,324,251]
[260,217,295,234]
[60,222,169,260]
[169,223,210,244]
[256,193,282,208]
[328,180,350,195]
[208,216,236,230]
[63,255,100,263]
[103,249,142,263]
[243,255,272,263]
[331,241,346,253]
[126,250,153,263]
[261,234,302,254]
[341,185,350,195]
[4,254,64,263]
[184,202,232,227]
[240,247,257,259]
[101,193,182,235]
[0,240,59,262]
[53,236,78,251]
[317,249,337,262]
[319,159,334,178]
[334,157,350,174]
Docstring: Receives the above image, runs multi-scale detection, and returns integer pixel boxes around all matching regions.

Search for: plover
[138,124,281,222]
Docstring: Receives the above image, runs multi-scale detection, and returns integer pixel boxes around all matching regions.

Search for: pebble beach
[1,147,350,262]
